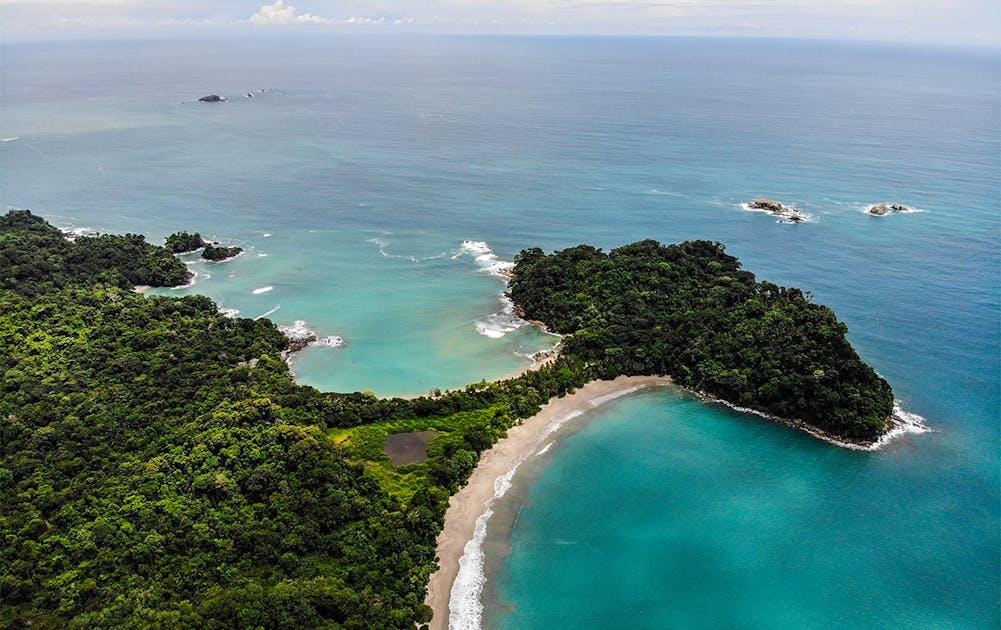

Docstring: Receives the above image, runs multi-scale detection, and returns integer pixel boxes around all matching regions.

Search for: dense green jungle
[0,210,891,628]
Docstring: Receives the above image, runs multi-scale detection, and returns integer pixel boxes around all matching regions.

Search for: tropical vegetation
[0,211,892,628]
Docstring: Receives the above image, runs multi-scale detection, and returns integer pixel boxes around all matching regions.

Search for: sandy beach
[425,374,673,630]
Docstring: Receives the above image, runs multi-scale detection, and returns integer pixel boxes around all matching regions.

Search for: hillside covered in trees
[1,211,893,628]
[509,239,894,441]
[0,210,587,629]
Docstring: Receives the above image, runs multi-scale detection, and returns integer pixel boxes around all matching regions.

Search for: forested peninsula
[509,240,893,441]
[1,210,892,628]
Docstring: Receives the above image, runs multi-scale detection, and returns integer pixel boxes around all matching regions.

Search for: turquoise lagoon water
[1,36,998,627]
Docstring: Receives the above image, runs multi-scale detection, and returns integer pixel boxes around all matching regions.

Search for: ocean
[1,34,997,628]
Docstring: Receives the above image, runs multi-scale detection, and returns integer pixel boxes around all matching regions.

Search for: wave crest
[453,240,515,278]
[474,293,525,339]
[449,465,521,630]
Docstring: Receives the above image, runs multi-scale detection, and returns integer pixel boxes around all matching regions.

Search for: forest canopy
[1,212,893,628]
[0,211,586,629]
[509,239,894,440]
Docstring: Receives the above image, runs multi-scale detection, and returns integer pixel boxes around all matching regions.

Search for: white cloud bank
[249,0,331,25]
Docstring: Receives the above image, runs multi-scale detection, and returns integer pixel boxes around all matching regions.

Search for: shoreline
[425,374,673,630]
[424,375,929,629]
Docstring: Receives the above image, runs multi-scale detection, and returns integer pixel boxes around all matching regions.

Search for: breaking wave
[452,240,514,278]
[474,293,526,339]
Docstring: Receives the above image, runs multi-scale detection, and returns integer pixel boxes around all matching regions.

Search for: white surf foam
[738,202,816,223]
[60,226,99,241]
[709,396,930,451]
[643,188,682,197]
[278,320,314,341]
[860,202,927,216]
[543,409,585,439]
[870,402,932,449]
[254,305,281,320]
[275,320,346,348]
[252,285,273,295]
[367,236,446,263]
[474,293,526,339]
[454,240,524,339]
[218,307,240,318]
[449,464,522,630]
[1,137,19,143]
[452,240,515,278]
[205,250,243,263]
[585,386,642,409]
[314,335,346,348]
[169,270,199,289]
[449,386,655,629]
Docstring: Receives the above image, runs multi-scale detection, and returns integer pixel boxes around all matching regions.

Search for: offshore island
[1,210,900,628]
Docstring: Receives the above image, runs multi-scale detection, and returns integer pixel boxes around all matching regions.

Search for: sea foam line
[449,464,521,630]
[254,305,281,320]
[368,236,447,263]
[709,397,930,451]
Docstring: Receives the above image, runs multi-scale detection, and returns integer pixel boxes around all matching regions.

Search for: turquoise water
[487,391,995,629]
[1,35,997,627]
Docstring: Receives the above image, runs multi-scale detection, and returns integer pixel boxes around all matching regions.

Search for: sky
[0,0,998,46]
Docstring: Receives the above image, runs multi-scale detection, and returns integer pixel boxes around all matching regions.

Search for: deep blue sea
[1,35,997,628]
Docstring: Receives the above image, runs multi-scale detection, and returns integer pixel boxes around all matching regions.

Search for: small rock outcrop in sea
[198,95,225,103]
[277,321,345,360]
[748,198,784,213]
[201,244,243,261]
[285,335,317,354]
[865,202,913,216]
[745,198,808,223]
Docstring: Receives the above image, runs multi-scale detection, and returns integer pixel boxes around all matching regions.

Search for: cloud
[248,0,331,25]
